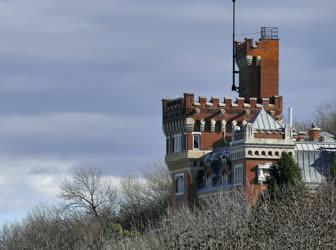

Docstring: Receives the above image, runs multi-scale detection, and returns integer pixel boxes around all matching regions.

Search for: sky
[0,0,335,224]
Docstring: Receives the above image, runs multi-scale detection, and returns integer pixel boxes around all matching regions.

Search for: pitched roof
[250,109,282,131]
[295,142,336,185]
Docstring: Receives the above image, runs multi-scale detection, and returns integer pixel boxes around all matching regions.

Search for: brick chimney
[297,132,307,141]
[308,123,321,142]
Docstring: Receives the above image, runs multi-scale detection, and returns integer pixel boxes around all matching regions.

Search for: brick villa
[162,27,336,206]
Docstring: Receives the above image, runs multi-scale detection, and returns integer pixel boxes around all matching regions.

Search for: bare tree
[142,161,172,215]
[59,166,117,218]
[118,162,172,231]
[293,120,311,132]
[314,103,336,135]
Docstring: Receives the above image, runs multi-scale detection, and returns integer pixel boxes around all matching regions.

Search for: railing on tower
[261,27,279,40]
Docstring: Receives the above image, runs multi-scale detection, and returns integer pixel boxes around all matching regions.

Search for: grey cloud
[0,0,335,224]
[27,166,64,175]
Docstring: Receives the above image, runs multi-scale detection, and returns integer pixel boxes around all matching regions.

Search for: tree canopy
[266,152,303,195]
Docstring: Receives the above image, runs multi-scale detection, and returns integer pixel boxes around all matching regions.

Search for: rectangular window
[193,134,201,150]
[166,138,170,154]
[206,177,212,189]
[228,171,232,185]
[173,134,182,153]
[182,134,188,151]
[170,137,175,153]
[175,173,184,195]
[222,174,228,186]
[234,164,244,185]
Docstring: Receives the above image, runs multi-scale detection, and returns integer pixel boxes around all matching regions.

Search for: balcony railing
[261,27,278,40]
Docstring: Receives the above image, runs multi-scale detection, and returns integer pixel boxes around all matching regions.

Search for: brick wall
[245,159,278,202]
[236,38,279,99]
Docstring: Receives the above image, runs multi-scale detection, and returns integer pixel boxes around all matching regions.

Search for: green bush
[266,152,304,197]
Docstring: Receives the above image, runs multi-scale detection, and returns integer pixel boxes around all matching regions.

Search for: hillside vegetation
[1,162,336,249]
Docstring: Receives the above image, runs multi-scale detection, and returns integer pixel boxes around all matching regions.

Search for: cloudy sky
[0,0,335,223]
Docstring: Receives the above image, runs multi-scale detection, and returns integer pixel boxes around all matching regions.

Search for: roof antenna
[231,0,240,93]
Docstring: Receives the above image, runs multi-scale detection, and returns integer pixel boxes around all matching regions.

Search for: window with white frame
[193,133,201,150]
[175,173,184,195]
[173,134,182,152]
[234,164,244,185]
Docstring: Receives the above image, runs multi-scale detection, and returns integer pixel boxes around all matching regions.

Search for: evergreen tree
[266,152,303,196]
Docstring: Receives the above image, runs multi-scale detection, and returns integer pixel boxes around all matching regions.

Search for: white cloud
[26,174,66,197]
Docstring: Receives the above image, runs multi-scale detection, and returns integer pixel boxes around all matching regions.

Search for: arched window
[268,151,273,156]
[226,121,232,134]
[194,120,201,132]
[204,121,211,132]
[261,151,266,156]
[255,151,259,156]
[248,150,253,156]
[275,151,279,156]
[215,121,222,133]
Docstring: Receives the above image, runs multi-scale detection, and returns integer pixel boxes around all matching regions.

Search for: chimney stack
[308,123,321,142]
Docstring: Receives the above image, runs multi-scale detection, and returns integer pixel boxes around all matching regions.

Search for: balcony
[198,183,231,195]
[197,175,232,195]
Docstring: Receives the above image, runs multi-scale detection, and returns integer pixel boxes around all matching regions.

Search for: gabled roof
[249,109,282,131]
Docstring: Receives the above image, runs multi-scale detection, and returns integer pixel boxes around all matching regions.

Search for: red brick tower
[235,27,279,99]
[162,27,284,207]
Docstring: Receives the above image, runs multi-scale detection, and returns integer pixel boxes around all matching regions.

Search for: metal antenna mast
[231,0,239,93]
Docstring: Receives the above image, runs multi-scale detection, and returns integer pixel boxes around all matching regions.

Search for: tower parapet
[162,93,282,139]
